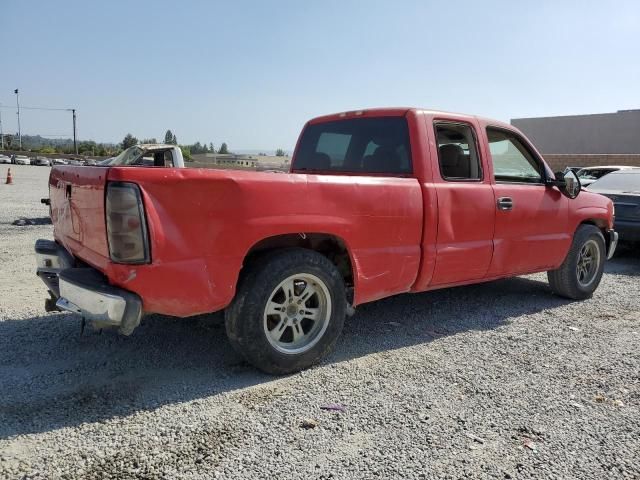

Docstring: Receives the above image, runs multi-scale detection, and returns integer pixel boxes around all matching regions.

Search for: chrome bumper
[35,240,142,335]
[606,229,619,260]
[35,239,74,299]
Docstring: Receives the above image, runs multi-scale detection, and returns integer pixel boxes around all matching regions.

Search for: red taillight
[106,182,150,264]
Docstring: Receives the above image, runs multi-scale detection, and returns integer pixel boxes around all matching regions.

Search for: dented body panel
[52,166,424,315]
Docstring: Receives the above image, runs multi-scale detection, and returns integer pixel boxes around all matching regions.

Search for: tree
[209,142,215,153]
[172,134,178,145]
[218,142,229,154]
[121,133,138,149]
[180,146,192,161]
[79,141,98,155]
[141,138,157,144]
[275,148,286,157]
[164,130,174,144]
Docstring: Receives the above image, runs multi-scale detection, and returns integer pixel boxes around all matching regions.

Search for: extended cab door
[482,126,570,276]
[427,118,496,285]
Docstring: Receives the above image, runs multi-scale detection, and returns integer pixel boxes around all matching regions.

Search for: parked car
[565,166,583,175]
[576,165,639,187]
[33,157,52,166]
[14,155,31,165]
[0,154,11,164]
[587,169,640,243]
[52,158,68,165]
[66,159,84,166]
[35,108,617,374]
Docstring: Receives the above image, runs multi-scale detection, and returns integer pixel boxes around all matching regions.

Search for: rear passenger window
[435,123,482,180]
[293,117,412,174]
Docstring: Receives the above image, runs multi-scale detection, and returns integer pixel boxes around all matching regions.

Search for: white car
[14,155,31,165]
[0,155,11,164]
[33,157,52,166]
[577,165,640,187]
[52,158,67,165]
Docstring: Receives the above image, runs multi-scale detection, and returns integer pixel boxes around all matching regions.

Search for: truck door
[428,120,496,285]
[483,127,570,276]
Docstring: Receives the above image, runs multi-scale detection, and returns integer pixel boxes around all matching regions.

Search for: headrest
[439,144,463,167]
[364,146,399,173]
[306,152,331,169]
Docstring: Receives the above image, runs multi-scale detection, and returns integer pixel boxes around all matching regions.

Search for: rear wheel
[225,248,346,374]
[547,225,606,300]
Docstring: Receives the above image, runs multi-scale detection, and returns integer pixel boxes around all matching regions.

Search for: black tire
[225,248,346,375]
[547,225,606,300]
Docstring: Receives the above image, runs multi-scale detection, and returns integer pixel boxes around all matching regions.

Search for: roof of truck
[307,107,513,129]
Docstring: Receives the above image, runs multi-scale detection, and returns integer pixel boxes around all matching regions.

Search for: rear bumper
[35,238,74,297]
[35,239,142,335]
[606,229,619,260]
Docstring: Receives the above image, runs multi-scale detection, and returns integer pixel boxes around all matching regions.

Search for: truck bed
[49,165,424,315]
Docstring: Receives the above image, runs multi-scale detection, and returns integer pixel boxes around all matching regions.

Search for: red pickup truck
[36,108,618,374]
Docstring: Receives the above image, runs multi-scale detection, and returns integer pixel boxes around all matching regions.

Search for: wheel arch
[241,232,356,304]
[577,219,610,249]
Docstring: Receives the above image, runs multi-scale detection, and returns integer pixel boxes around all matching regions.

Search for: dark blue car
[588,169,640,243]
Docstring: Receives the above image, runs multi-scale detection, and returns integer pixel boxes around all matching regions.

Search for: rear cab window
[292,117,412,175]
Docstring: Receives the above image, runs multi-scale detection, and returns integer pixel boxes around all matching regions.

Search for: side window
[486,128,543,183]
[163,150,174,167]
[435,123,482,181]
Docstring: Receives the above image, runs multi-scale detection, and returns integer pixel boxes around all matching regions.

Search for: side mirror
[551,170,581,199]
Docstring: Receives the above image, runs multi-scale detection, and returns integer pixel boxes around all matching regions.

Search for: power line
[0,105,73,111]
[1,98,79,153]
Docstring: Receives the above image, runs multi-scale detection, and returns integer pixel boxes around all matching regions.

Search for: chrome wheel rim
[263,273,331,355]
[576,239,600,287]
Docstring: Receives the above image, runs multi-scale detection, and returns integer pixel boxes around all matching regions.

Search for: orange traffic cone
[5,168,13,185]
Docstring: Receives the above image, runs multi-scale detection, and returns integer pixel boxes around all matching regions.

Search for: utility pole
[14,89,21,150]
[72,109,77,154]
[0,103,4,150]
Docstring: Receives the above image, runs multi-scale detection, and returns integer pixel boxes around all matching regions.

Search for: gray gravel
[1,164,639,479]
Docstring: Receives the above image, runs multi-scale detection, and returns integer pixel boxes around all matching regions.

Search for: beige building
[512,109,640,171]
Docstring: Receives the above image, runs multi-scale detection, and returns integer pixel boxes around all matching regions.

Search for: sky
[1,0,639,152]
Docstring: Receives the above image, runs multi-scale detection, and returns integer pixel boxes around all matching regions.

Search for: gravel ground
[0,164,639,480]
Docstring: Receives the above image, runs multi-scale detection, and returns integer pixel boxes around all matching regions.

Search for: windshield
[577,168,615,180]
[589,171,640,193]
[107,146,144,166]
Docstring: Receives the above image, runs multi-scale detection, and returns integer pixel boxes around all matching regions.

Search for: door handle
[497,197,513,211]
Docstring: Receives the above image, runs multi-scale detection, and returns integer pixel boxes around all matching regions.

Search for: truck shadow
[607,245,640,277]
[0,274,580,439]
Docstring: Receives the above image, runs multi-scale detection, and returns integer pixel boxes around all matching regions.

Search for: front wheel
[547,225,606,300]
[225,248,346,375]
